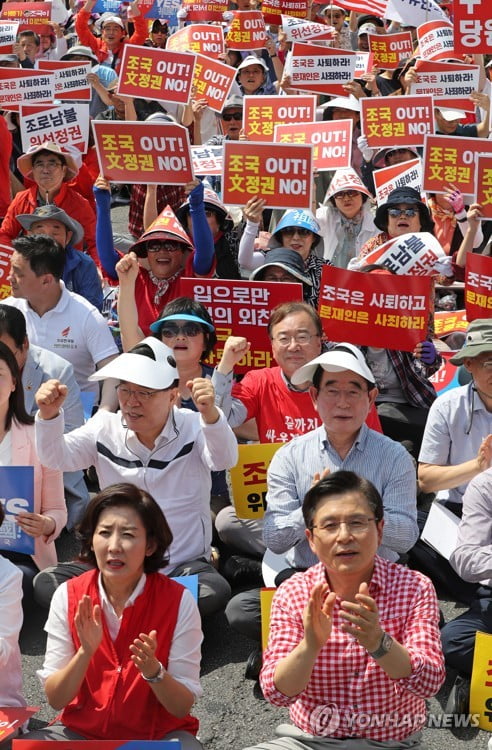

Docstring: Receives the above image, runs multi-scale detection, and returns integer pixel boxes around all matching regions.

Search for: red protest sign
[434,309,468,338]
[0,21,19,52]
[318,266,432,351]
[423,134,491,197]
[192,54,235,112]
[263,0,308,25]
[275,119,352,171]
[222,141,312,209]
[167,25,224,59]
[373,158,422,206]
[244,94,316,142]
[465,254,492,320]
[0,707,39,743]
[452,0,492,55]
[290,43,357,96]
[225,11,268,50]
[0,244,14,299]
[475,154,492,220]
[361,95,434,148]
[281,14,335,42]
[0,68,54,109]
[179,278,303,373]
[0,2,51,25]
[182,0,228,21]
[368,30,413,70]
[38,60,91,101]
[409,59,479,111]
[92,121,193,185]
[118,45,195,105]
[20,103,90,153]
[417,20,455,61]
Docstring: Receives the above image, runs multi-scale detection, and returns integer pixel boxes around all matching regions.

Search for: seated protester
[235,55,277,97]
[434,99,490,139]
[244,472,445,750]
[33,338,238,617]
[206,96,243,146]
[315,168,377,268]
[16,204,103,311]
[94,178,215,344]
[440,467,492,716]
[0,304,89,530]
[27,484,203,749]
[0,501,25,722]
[0,142,98,265]
[238,208,328,308]
[75,1,147,72]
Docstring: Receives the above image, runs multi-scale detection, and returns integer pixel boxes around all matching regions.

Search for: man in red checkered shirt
[244,471,445,750]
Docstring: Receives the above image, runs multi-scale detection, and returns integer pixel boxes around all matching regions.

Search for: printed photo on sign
[0,466,35,556]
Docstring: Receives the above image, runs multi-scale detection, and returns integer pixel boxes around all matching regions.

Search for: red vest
[62,570,199,740]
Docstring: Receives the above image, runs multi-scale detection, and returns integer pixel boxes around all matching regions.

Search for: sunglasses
[281,227,312,237]
[221,112,242,121]
[387,207,418,218]
[147,240,184,252]
[159,322,203,338]
[335,190,359,199]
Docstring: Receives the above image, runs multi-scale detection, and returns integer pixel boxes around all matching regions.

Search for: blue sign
[0,466,35,555]
[92,0,124,12]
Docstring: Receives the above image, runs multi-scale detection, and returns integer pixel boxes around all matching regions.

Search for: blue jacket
[63,246,103,311]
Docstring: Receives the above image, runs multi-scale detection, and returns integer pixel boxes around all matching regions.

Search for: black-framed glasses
[222,112,242,121]
[388,207,418,218]
[160,322,203,338]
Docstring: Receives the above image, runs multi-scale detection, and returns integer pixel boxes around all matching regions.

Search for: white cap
[324,94,361,112]
[237,55,268,72]
[291,343,375,386]
[358,23,377,35]
[437,107,467,122]
[89,338,178,390]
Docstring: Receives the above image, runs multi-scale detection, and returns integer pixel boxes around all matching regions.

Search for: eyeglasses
[272,332,319,346]
[32,159,64,170]
[335,190,359,199]
[281,227,312,237]
[474,357,492,369]
[387,207,418,218]
[311,516,377,536]
[116,384,167,401]
[146,240,183,253]
[221,112,242,121]
[317,386,369,402]
[159,322,203,338]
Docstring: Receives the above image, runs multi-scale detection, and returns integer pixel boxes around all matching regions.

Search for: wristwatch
[142,660,166,683]
[368,632,393,659]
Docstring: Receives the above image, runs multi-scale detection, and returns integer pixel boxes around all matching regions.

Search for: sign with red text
[290,43,356,96]
[92,121,193,184]
[373,158,422,206]
[281,14,335,42]
[180,278,303,373]
[0,2,51,25]
[20,103,89,153]
[368,30,413,70]
[225,11,268,50]
[452,0,492,55]
[0,21,19,52]
[182,0,227,21]
[0,707,39,743]
[0,68,54,108]
[230,443,282,519]
[361,95,434,148]
[475,154,492,220]
[275,119,352,171]
[243,94,316,142]
[359,232,446,275]
[192,54,235,112]
[409,59,479,111]
[434,309,468,338]
[385,0,446,26]
[417,20,455,61]
[263,0,309,25]
[354,51,372,78]
[423,134,491,197]
[0,244,12,299]
[318,266,432,350]
[167,25,224,59]
[192,145,223,175]
[222,141,312,209]
[429,350,461,394]
[465,254,492,320]
[118,45,195,105]
[38,60,91,101]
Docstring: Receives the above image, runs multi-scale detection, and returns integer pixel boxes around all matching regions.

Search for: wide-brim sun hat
[449,319,492,365]
[271,209,322,248]
[372,145,420,169]
[17,204,84,246]
[150,312,215,335]
[374,186,429,231]
[250,248,313,286]
[237,55,269,72]
[89,338,178,389]
[291,343,376,386]
[17,142,79,181]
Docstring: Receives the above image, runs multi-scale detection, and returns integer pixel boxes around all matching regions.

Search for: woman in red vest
[28,483,203,748]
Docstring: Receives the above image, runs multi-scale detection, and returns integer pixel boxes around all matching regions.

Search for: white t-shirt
[0,556,24,707]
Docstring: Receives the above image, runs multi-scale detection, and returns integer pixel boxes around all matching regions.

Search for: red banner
[262,0,309,25]
[118,45,195,105]
[368,30,413,70]
[417,20,455,61]
[274,119,352,171]
[0,707,39,743]
[318,266,432,351]
[409,59,479,111]
[0,2,51,25]
[373,158,422,206]
[225,11,268,50]
[452,0,492,55]
[179,278,303,373]
[92,121,193,185]
[192,54,235,113]
[0,68,54,109]
[38,60,91,101]
[475,154,492,220]
[290,43,356,96]
[182,0,228,21]
[361,94,434,148]
[465,254,492,320]
[423,134,491,197]
[167,25,224,59]
[222,141,313,209]
[243,94,316,142]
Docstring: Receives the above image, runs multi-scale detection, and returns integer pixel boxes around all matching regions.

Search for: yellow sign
[229,442,282,519]
[470,630,492,729]
[260,587,276,651]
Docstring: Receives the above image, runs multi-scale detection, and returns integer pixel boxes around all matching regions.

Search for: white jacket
[316,202,377,264]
